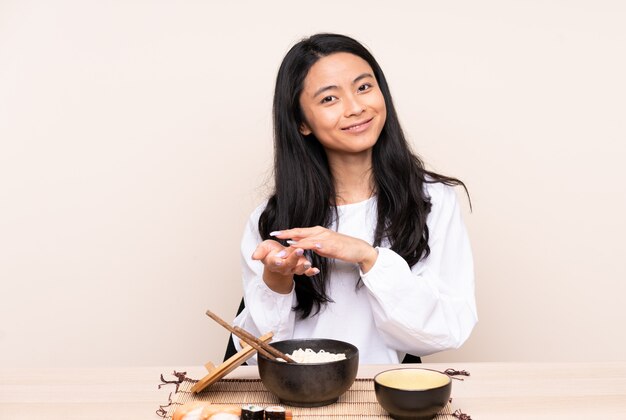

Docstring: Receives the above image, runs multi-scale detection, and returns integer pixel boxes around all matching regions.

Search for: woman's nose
[343,93,365,117]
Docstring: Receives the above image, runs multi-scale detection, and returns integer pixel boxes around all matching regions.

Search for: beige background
[1,0,625,368]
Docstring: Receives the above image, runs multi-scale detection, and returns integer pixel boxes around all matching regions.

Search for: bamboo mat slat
[160,378,456,419]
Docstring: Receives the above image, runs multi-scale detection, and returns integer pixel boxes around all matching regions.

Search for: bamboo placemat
[158,377,458,419]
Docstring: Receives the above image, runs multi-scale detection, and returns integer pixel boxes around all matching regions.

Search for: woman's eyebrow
[313,85,337,98]
[353,72,374,84]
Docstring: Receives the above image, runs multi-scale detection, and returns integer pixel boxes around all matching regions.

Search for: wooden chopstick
[205,310,295,363]
[233,326,295,363]
[205,310,276,360]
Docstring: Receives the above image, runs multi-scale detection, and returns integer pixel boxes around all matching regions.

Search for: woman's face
[298,52,387,160]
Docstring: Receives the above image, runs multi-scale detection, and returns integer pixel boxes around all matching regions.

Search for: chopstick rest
[190,331,273,394]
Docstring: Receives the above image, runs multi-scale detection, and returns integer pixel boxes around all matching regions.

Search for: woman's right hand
[251,240,319,293]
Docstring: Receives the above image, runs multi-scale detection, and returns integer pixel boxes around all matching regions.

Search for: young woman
[232,33,477,364]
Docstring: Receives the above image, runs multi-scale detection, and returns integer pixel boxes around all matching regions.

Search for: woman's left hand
[270,226,379,273]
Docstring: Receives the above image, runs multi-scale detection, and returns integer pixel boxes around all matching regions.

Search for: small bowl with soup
[374,368,452,420]
[257,338,359,407]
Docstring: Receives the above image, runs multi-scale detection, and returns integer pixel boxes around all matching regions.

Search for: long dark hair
[259,33,467,318]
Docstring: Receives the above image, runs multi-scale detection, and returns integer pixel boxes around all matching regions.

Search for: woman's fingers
[254,241,321,294]
[283,247,304,266]
[252,241,290,274]
[255,242,319,276]
[284,249,321,276]
[279,228,375,266]
[291,254,316,276]
[285,232,335,257]
[254,238,326,276]
[270,226,324,241]
[252,239,283,261]
[271,227,329,252]
[303,266,321,277]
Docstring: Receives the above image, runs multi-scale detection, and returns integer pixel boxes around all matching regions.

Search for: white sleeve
[231,204,297,364]
[360,183,477,356]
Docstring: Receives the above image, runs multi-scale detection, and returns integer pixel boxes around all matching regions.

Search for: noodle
[283,348,347,363]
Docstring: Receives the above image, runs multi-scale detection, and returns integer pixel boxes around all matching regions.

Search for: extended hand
[270,226,378,273]
[252,240,320,293]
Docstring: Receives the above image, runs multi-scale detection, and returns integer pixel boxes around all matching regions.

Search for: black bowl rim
[258,338,359,366]
[374,368,451,392]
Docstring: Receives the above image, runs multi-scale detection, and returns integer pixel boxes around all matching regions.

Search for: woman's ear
[299,122,312,136]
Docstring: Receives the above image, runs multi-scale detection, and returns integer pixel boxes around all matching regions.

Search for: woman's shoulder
[242,200,269,241]
[422,180,465,227]
[247,200,269,223]
[423,180,458,205]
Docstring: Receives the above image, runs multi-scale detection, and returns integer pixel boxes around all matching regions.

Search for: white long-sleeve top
[233,182,477,364]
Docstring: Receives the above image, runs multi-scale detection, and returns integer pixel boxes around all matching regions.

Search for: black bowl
[374,368,452,420]
[257,338,359,407]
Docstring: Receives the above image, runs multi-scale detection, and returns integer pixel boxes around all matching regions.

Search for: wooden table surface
[1,362,625,419]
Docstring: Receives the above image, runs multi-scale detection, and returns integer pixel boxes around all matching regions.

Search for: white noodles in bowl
[280,348,347,363]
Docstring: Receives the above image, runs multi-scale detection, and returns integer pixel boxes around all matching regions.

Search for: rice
[284,348,347,363]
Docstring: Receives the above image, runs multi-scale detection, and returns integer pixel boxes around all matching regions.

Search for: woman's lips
[341,117,373,133]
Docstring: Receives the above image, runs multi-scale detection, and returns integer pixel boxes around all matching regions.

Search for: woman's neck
[328,152,375,205]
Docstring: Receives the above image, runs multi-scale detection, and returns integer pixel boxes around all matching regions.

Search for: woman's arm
[360,183,477,355]
[231,205,298,363]
[269,183,477,356]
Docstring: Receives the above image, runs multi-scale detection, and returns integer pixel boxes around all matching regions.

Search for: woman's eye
[358,83,372,92]
[321,96,336,104]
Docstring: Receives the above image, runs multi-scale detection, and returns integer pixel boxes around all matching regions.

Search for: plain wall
[1,0,625,367]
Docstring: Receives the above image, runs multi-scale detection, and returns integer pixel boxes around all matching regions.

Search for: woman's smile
[341,117,374,133]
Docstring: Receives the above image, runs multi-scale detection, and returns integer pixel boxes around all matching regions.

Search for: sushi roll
[264,405,292,420]
[241,404,264,420]
[173,402,241,420]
